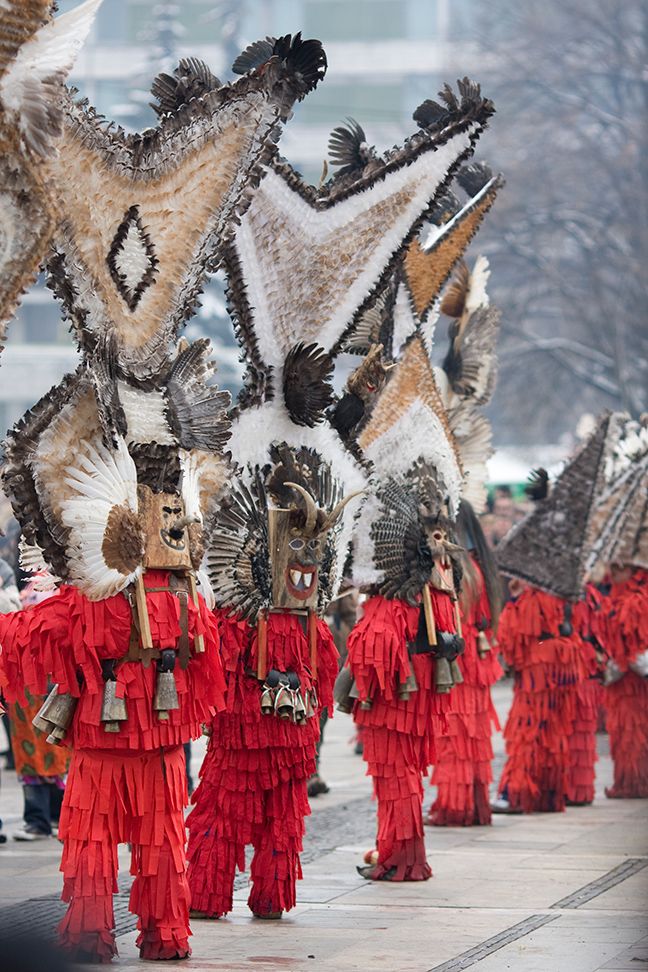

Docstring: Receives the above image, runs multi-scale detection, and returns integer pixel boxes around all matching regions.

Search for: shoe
[307,774,330,797]
[0,833,6,845]
[13,827,51,841]
[490,797,522,815]
[253,911,283,920]
[189,909,220,919]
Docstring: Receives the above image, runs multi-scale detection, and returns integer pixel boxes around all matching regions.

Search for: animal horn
[321,490,365,531]
[284,482,318,535]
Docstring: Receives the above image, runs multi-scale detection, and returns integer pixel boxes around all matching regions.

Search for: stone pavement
[0,680,646,971]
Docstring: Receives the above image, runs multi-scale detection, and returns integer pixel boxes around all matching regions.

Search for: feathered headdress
[3,339,231,600]
[342,161,503,361]
[41,35,327,382]
[0,0,102,343]
[585,415,648,575]
[352,335,463,600]
[497,412,621,600]
[434,255,501,513]
[223,77,494,411]
[204,76,494,619]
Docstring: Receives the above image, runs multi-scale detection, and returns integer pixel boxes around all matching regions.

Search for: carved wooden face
[267,507,325,610]
[138,485,193,570]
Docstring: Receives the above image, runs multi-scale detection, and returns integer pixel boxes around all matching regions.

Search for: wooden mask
[138,485,194,570]
[267,507,324,611]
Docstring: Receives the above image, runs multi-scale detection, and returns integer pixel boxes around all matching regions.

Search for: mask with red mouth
[268,482,360,611]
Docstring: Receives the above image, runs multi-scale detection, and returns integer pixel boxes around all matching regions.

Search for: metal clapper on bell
[33,684,78,745]
[154,649,180,720]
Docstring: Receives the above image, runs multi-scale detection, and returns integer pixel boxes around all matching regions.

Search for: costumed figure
[424,240,504,827]
[587,418,648,798]
[493,414,621,814]
[342,164,506,830]
[427,500,503,825]
[0,30,325,962]
[187,69,494,914]
[342,336,466,880]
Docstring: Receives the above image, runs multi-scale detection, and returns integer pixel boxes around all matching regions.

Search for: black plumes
[232,36,276,75]
[233,33,327,94]
[457,161,493,197]
[413,77,493,131]
[282,342,334,427]
[526,467,550,501]
[150,58,221,117]
[272,33,327,93]
[328,118,376,176]
[164,339,232,453]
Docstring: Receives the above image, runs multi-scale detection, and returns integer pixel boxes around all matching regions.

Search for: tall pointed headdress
[497,413,620,600]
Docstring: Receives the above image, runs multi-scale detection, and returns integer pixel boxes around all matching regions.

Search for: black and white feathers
[282,343,334,427]
[150,58,221,117]
[232,32,327,96]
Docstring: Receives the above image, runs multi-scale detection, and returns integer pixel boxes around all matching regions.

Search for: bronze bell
[101,680,128,733]
[274,685,294,720]
[435,657,453,694]
[32,685,78,745]
[397,668,418,701]
[153,649,180,721]
[333,667,354,714]
[477,631,492,658]
[260,686,275,716]
[305,690,316,720]
[450,659,464,686]
[293,690,307,723]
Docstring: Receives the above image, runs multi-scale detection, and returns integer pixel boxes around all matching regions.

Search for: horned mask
[269,482,360,610]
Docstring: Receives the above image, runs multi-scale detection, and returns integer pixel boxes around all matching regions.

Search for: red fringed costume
[186,610,338,917]
[428,559,502,826]
[598,569,648,798]
[347,587,456,880]
[0,572,225,962]
[496,586,597,813]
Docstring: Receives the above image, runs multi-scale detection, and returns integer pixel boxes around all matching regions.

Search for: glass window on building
[128,0,221,46]
[304,0,408,42]
[297,80,404,125]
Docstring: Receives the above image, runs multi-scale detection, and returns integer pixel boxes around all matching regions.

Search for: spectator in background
[9,576,69,841]
[0,555,21,844]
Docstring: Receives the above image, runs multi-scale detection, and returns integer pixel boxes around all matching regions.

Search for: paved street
[0,681,647,971]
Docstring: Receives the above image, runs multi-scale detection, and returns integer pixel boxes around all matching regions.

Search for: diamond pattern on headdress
[107,206,158,312]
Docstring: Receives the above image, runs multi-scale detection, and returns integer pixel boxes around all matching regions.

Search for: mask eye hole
[289,538,305,551]
[432,531,443,542]
[308,539,320,551]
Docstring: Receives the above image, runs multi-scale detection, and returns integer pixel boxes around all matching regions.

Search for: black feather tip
[328,117,376,176]
[413,76,492,131]
[283,342,334,428]
[150,57,220,116]
[457,161,494,197]
[232,32,327,94]
[525,468,550,502]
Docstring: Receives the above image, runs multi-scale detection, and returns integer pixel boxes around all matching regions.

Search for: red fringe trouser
[186,744,309,917]
[566,679,600,805]
[362,726,431,881]
[57,746,190,962]
[605,671,648,798]
[498,681,577,813]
